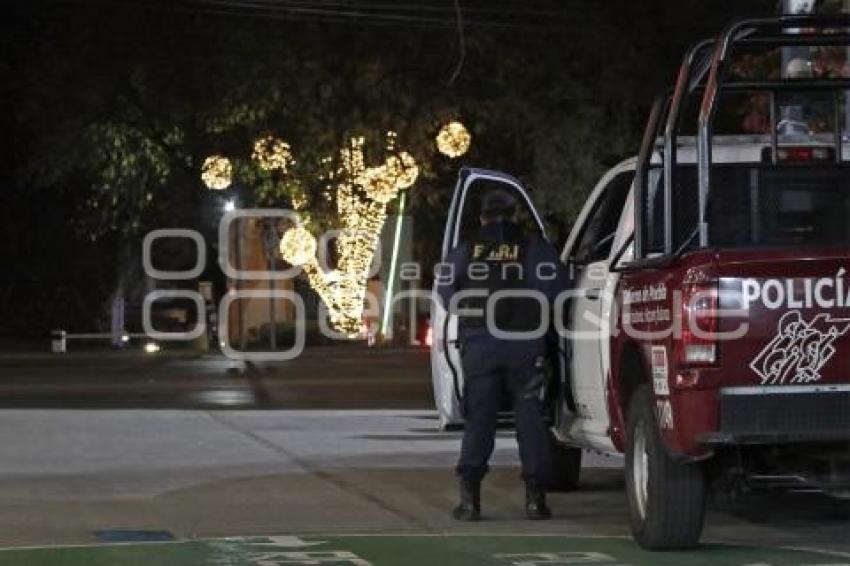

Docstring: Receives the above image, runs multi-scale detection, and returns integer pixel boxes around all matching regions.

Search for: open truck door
[558,162,635,451]
[430,168,549,430]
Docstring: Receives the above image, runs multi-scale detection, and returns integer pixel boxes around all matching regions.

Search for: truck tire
[548,430,582,492]
[625,385,706,550]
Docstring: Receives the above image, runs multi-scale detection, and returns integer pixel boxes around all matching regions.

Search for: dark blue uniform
[437,221,570,490]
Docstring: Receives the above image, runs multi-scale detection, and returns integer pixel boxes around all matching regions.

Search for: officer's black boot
[452,479,481,521]
[525,483,551,520]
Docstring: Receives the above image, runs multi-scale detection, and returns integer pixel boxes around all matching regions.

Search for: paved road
[0,348,846,561]
[0,347,433,409]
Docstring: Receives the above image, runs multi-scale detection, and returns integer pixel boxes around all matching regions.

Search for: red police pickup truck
[432,14,850,550]
[607,15,850,549]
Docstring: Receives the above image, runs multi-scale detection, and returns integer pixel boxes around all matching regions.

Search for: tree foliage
[1,0,776,337]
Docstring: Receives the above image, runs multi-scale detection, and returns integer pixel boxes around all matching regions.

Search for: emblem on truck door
[750,311,850,385]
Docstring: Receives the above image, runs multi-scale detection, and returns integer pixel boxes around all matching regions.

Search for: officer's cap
[481,190,517,216]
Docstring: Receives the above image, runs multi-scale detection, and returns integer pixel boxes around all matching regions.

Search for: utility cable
[447,0,465,85]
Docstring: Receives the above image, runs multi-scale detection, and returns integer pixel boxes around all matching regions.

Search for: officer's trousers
[456,335,553,488]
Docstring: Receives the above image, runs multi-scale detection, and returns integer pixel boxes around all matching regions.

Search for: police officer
[437,189,570,521]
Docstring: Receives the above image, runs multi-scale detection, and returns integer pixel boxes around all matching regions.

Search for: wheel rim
[632,420,650,520]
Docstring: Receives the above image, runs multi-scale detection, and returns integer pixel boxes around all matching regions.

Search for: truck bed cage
[634,15,850,259]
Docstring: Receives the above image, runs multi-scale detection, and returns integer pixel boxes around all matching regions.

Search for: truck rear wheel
[625,385,706,550]
[547,430,581,492]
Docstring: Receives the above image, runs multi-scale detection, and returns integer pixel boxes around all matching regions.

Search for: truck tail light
[681,281,718,366]
[761,146,835,163]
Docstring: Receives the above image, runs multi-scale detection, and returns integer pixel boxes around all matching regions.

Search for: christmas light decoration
[252,135,294,172]
[201,155,233,190]
[290,192,308,211]
[387,152,419,189]
[359,151,419,204]
[206,132,418,337]
[279,225,318,267]
[276,134,419,336]
[436,121,471,158]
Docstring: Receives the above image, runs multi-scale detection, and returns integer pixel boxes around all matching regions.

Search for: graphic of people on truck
[752,310,850,385]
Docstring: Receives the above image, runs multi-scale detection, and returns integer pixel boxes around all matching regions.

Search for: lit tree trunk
[279,135,418,337]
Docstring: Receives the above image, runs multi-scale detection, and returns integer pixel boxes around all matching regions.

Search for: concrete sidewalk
[0,409,580,546]
[0,409,845,556]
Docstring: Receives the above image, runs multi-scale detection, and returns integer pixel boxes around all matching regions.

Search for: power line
[38,0,602,34]
[446,0,465,85]
[174,0,575,31]
[189,0,572,19]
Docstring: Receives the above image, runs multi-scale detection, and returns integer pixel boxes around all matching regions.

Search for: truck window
[572,173,633,264]
[709,166,850,248]
[667,164,850,251]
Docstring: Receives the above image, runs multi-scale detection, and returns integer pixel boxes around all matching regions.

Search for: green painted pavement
[0,535,847,565]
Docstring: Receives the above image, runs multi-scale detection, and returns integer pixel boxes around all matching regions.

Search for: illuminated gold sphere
[436,121,471,158]
[279,225,317,266]
[252,135,294,172]
[201,155,233,190]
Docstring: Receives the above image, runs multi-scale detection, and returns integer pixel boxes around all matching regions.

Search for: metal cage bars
[634,15,850,258]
